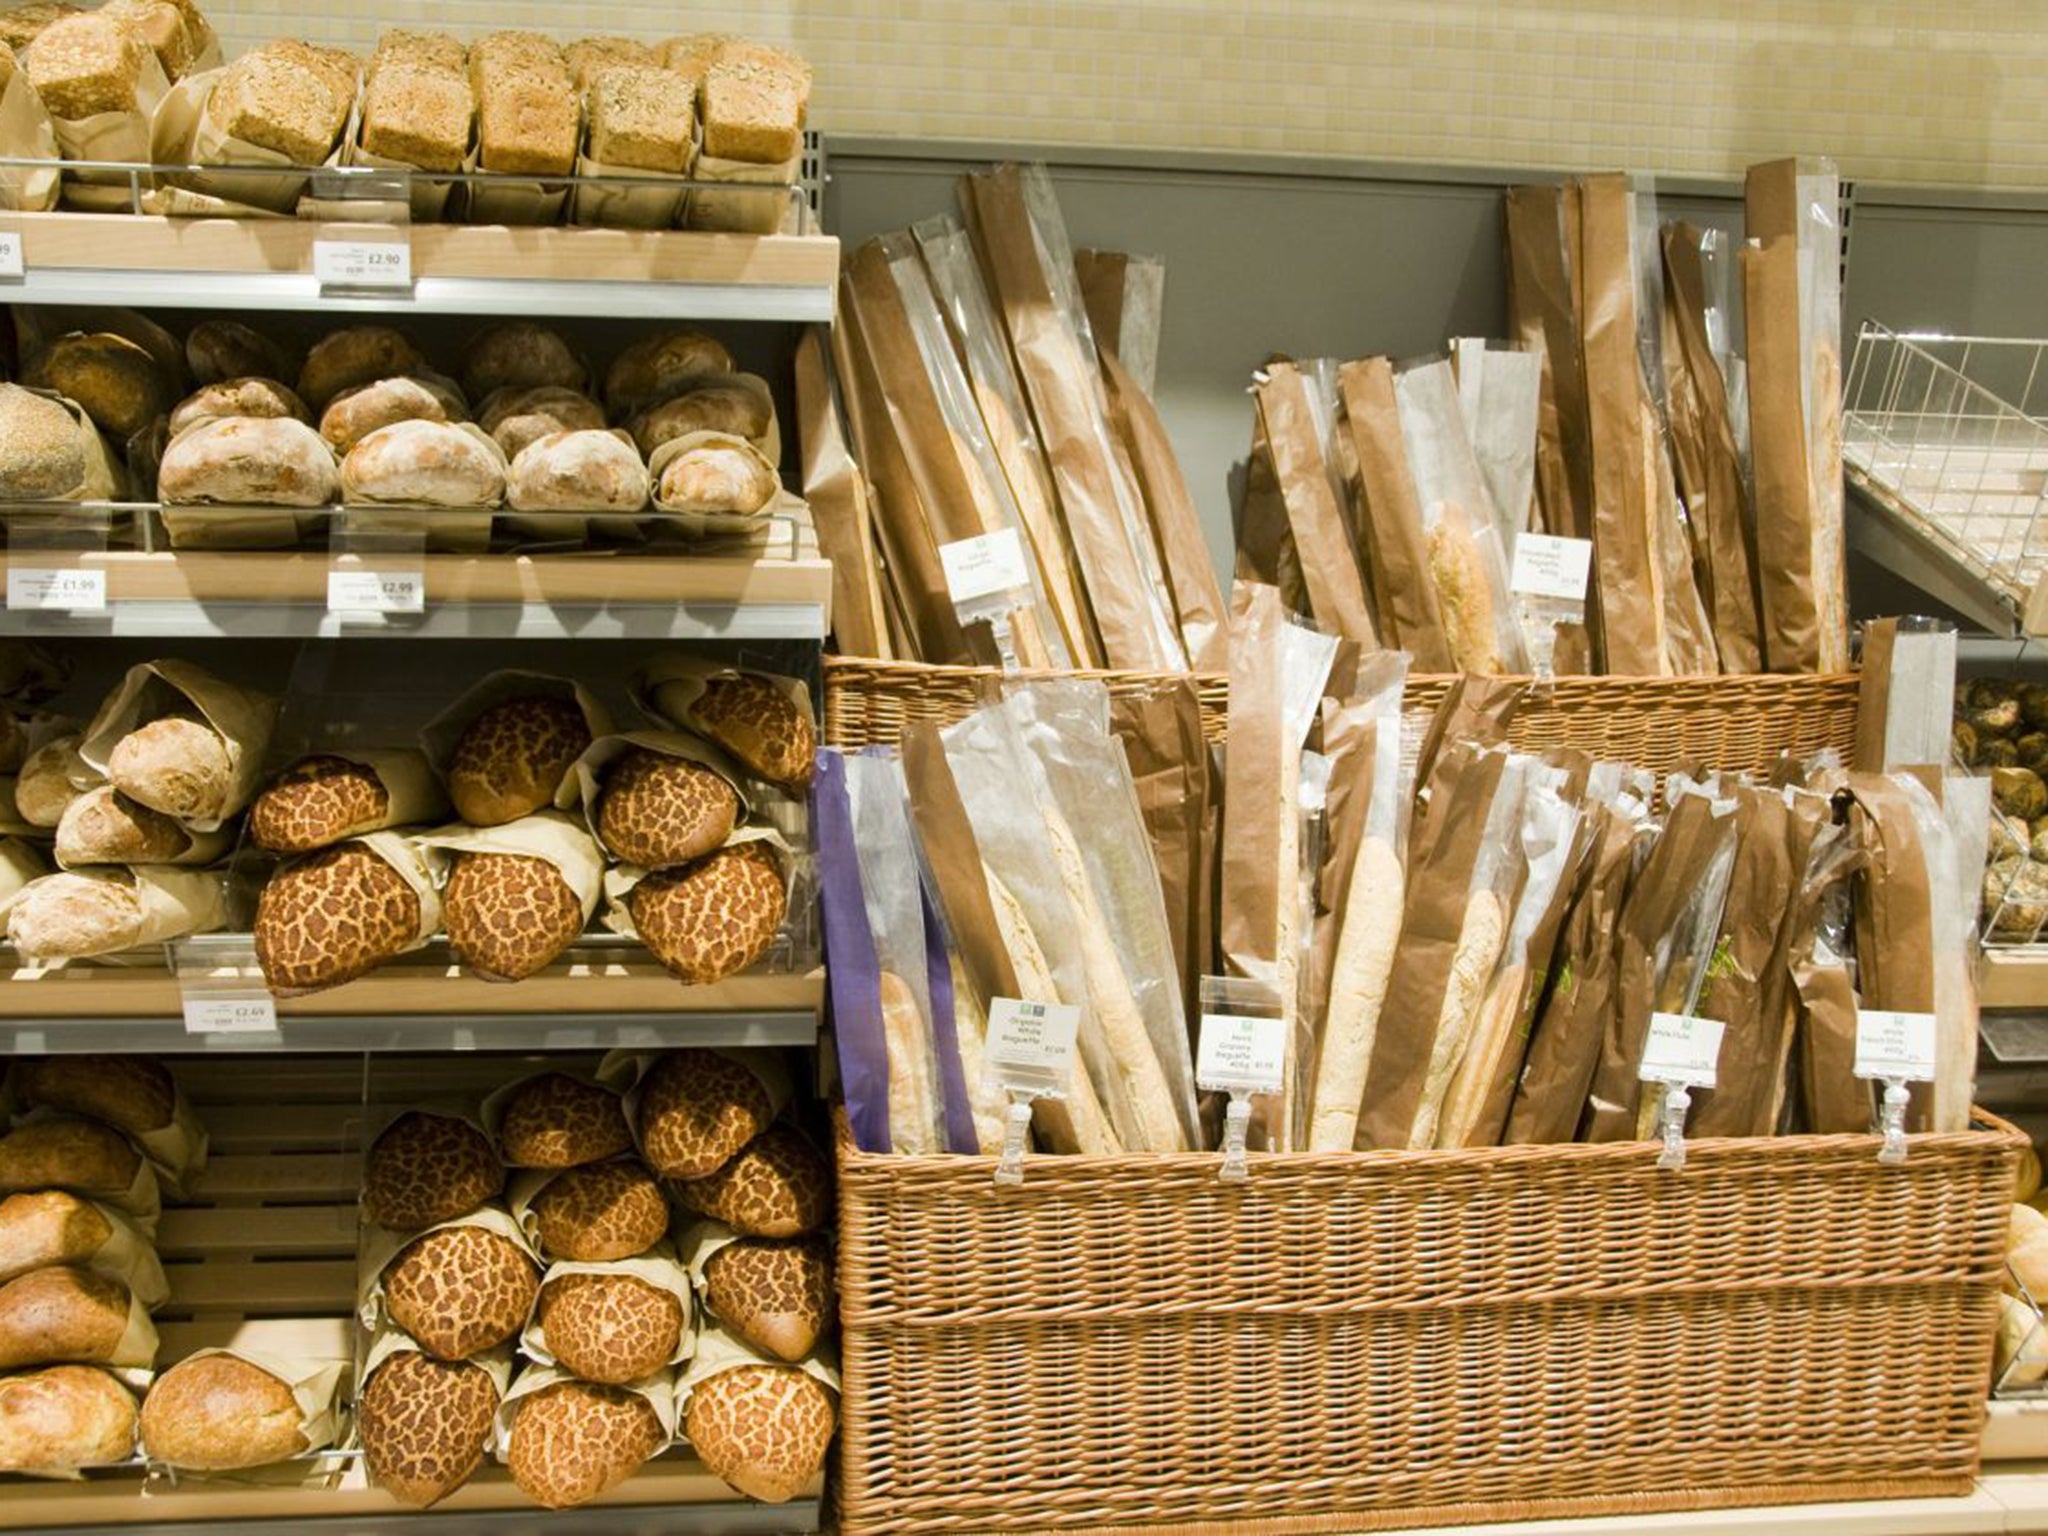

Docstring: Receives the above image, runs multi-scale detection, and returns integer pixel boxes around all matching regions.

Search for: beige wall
[204,1,2040,188]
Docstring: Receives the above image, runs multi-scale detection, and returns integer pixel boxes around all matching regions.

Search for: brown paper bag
[1235,405,1311,616]
[0,66,59,212]
[686,151,797,235]
[1339,358,1454,671]
[1109,681,1212,1035]
[794,328,891,658]
[1075,248,1165,394]
[49,47,169,212]
[1744,235,1827,675]
[79,658,278,830]
[570,140,691,231]
[1505,184,1592,543]
[1788,822,1867,1134]
[1255,363,1379,647]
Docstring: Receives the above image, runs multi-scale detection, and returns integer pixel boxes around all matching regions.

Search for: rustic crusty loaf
[139,1354,306,1471]
[8,871,150,961]
[686,1365,835,1505]
[157,416,338,506]
[676,673,815,792]
[537,1271,682,1385]
[563,35,658,89]
[0,1266,132,1369]
[363,1112,503,1233]
[98,0,187,81]
[205,39,354,165]
[105,716,231,823]
[630,385,771,458]
[506,429,648,514]
[186,321,295,389]
[527,1160,668,1264]
[444,851,585,984]
[595,750,737,868]
[471,34,578,178]
[248,755,391,854]
[298,328,426,413]
[507,1379,665,1510]
[702,1237,833,1362]
[361,50,472,175]
[0,386,86,502]
[342,420,504,507]
[25,332,168,440]
[655,437,777,517]
[604,330,734,416]
[0,4,77,54]
[702,64,802,164]
[54,785,208,866]
[0,1191,114,1285]
[168,379,308,439]
[498,1074,631,1170]
[359,1350,496,1508]
[635,1050,777,1181]
[384,1225,538,1361]
[586,64,691,173]
[16,1055,175,1138]
[478,387,607,461]
[461,323,585,401]
[253,843,421,997]
[320,377,463,456]
[671,1124,828,1239]
[24,12,146,119]
[15,733,86,828]
[0,1119,142,1204]
[630,843,787,986]
[447,696,592,828]
[0,1364,135,1474]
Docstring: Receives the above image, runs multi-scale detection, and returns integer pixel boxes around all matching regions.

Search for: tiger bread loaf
[603,329,735,418]
[534,1269,684,1384]
[650,667,815,793]
[363,1111,503,1233]
[496,1073,631,1170]
[298,327,426,413]
[104,715,231,823]
[320,375,467,457]
[506,429,648,514]
[15,732,89,828]
[0,1265,142,1369]
[14,1055,175,1142]
[462,323,586,403]
[253,840,424,996]
[167,378,309,439]
[97,0,190,82]
[652,433,778,520]
[248,750,442,854]
[23,332,169,440]
[384,1223,538,1360]
[628,842,788,986]
[0,1118,148,1208]
[0,1365,137,1474]
[0,386,91,503]
[446,694,595,827]
[23,11,151,120]
[358,1347,499,1508]
[635,1050,788,1180]
[7,867,227,962]
[469,31,578,178]
[157,416,338,506]
[595,748,739,867]
[186,321,296,389]
[55,785,230,866]
[585,64,692,174]
[479,386,606,462]
[702,63,803,165]
[361,31,472,175]
[672,1124,829,1239]
[341,420,505,508]
[523,1160,668,1263]
[138,1354,307,1470]
[504,1376,665,1510]
[442,838,591,985]
[700,1233,833,1362]
[684,1359,834,1505]
[563,35,658,89]
[204,38,355,166]
[629,377,774,458]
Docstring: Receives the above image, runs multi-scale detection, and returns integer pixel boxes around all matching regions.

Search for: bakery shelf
[1981,948,2048,1014]
[0,211,838,323]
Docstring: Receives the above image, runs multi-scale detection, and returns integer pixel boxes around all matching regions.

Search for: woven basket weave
[822,657,1861,777]
[836,1116,2022,1536]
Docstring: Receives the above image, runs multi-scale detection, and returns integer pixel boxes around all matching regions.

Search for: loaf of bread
[685,1363,835,1505]
[139,1354,308,1470]
[701,1236,833,1362]
[359,1349,498,1508]
[14,733,86,828]
[205,38,354,165]
[254,842,422,997]
[25,332,168,440]
[447,696,593,828]
[661,35,811,104]
[0,1119,143,1205]
[479,387,606,461]
[0,1365,136,1474]
[16,1055,175,1138]
[105,716,231,823]
[363,1111,503,1233]
[55,785,225,866]
[0,1266,137,1369]
[586,64,691,173]
[0,4,78,55]
[506,430,648,514]
[670,1125,829,1239]
[373,29,465,75]
[525,1161,668,1264]
[186,321,295,388]
[444,850,587,984]
[0,1191,113,1285]
[536,1271,683,1385]
[384,1224,539,1361]
[168,379,308,439]
[496,1074,631,1170]
[320,376,463,456]
[98,0,188,82]
[342,420,504,507]
[24,12,148,119]
[634,1050,780,1180]
[506,1376,665,1510]
[298,327,426,412]
[595,750,737,868]
[361,38,472,174]
[462,323,585,401]
[247,754,389,854]
[702,64,802,164]
[563,35,658,89]
[629,843,787,986]
[665,671,816,793]
[654,434,778,518]
[7,867,224,963]
[630,383,772,458]
[0,386,89,502]
[604,330,735,416]
[157,416,338,506]
[470,32,577,177]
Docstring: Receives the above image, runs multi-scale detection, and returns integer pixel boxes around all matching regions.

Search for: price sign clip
[1639,1012,1725,1172]
[982,997,1081,1187]
[1855,1010,1938,1166]
[1197,975,1286,1183]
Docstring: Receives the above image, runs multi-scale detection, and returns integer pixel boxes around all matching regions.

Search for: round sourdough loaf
[604,329,734,417]
[249,755,391,854]
[55,786,204,866]
[157,416,338,507]
[320,376,463,456]
[187,320,297,389]
[16,1055,175,1138]
[167,378,308,438]
[672,1126,828,1240]
[701,1237,833,1363]
[0,1191,116,1285]
[506,429,649,513]
[446,696,592,828]
[537,1271,683,1384]
[359,1349,498,1508]
[105,716,232,823]
[25,332,168,440]
[482,389,608,462]
[0,385,87,502]
[384,1226,538,1361]
[8,871,158,962]
[635,1050,778,1181]
[0,1119,143,1203]
[139,1354,305,1470]
[654,437,777,518]
[506,1379,665,1510]
[253,843,420,997]
[298,327,427,411]
[463,323,587,401]
[683,674,815,792]
[341,420,504,507]
[684,1365,835,1505]
[628,844,786,987]
[0,1266,132,1369]
[14,734,84,829]
[0,1365,136,1473]
[595,751,737,869]
[629,384,770,459]
[498,1074,631,1170]
[363,1112,503,1233]
[528,1161,668,1264]
[443,852,584,984]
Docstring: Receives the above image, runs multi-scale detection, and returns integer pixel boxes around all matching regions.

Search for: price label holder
[1509,533,1592,686]
[0,224,25,282]
[3,505,111,623]
[1855,1009,1938,1165]
[1639,1012,1725,1172]
[307,171,413,299]
[981,996,1081,1186]
[939,528,1035,671]
[174,935,281,1043]
[328,514,427,627]
[1196,975,1286,1182]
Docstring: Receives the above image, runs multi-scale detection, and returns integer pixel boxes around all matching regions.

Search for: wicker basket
[836,1116,2023,1536]
[823,657,1862,776]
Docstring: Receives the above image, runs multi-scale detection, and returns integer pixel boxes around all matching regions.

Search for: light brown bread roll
[630,843,787,987]
[671,1125,829,1239]
[384,1225,538,1361]
[479,386,606,462]
[0,1191,114,1285]
[636,1050,778,1181]
[139,1354,306,1470]
[248,755,392,855]
[0,1120,142,1205]
[157,416,338,507]
[654,437,778,517]
[105,716,231,823]
[341,420,504,508]
[24,333,169,440]
[15,1056,175,1138]
[299,327,427,412]
[0,1266,132,1369]
[359,1349,497,1508]
[8,871,146,961]
[701,1237,833,1363]
[604,330,735,416]
[15,733,87,828]
[527,1161,668,1264]
[686,1365,835,1505]
[320,376,464,456]
[462,324,586,402]
[0,384,88,502]
[630,385,771,459]
[498,1075,632,1170]
[506,430,649,513]
[678,673,815,793]
[447,696,592,828]
[186,321,296,389]
[363,1112,503,1233]
[537,1271,683,1385]
[444,851,585,984]
[506,1379,664,1510]
[54,786,213,866]
[167,378,309,439]
[595,750,738,868]
[0,1365,136,1474]
[253,843,421,997]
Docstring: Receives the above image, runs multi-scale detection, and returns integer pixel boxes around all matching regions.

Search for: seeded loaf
[361,55,472,175]
[564,36,657,90]
[186,320,295,387]
[374,29,464,75]
[205,38,354,165]
[0,4,77,54]
[702,64,801,164]
[586,63,690,173]
[470,33,577,178]
[24,12,146,119]
[157,416,338,506]
[97,0,188,82]
[24,332,167,440]
[484,390,607,462]
[467,30,556,75]
[0,385,87,502]
[168,378,307,438]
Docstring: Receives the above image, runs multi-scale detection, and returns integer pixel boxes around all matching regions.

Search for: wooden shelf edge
[1981,947,2048,1011]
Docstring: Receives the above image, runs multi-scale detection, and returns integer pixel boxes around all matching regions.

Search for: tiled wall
[205,1,2040,188]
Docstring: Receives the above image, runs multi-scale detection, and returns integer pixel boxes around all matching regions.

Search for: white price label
[0,231,24,280]
[939,528,1031,604]
[7,567,104,612]
[327,568,425,615]
[983,997,1080,1086]
[1855,1009,1938,1083]
[314,238,412,290]
[1639,1012,1725,1090]
[1196,1012,1288,1096]
[1511,533,1594,603]
[182,995,278,1035]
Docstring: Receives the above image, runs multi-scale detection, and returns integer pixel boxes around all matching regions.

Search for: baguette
[1306,837,1405,1152]
[1407,889,1509,1149]
[879,970,940,1155]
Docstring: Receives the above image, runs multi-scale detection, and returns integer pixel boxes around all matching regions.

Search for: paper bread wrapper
[520,1241,697,1372]
[79,659,279,831]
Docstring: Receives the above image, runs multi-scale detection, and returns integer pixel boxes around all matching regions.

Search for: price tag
[182,995,279,1035]
[1639,1012,1725,1090]
[1856,1009,1938,1083]
[1511,533,1594,602]
[0,231,25,280]
[940,528,1031,604]
[327,568,425,615]
[983,997,1080,1091]
[7,567,105,612]
[1197,1012,1287,1096]
[314,238,412,290]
